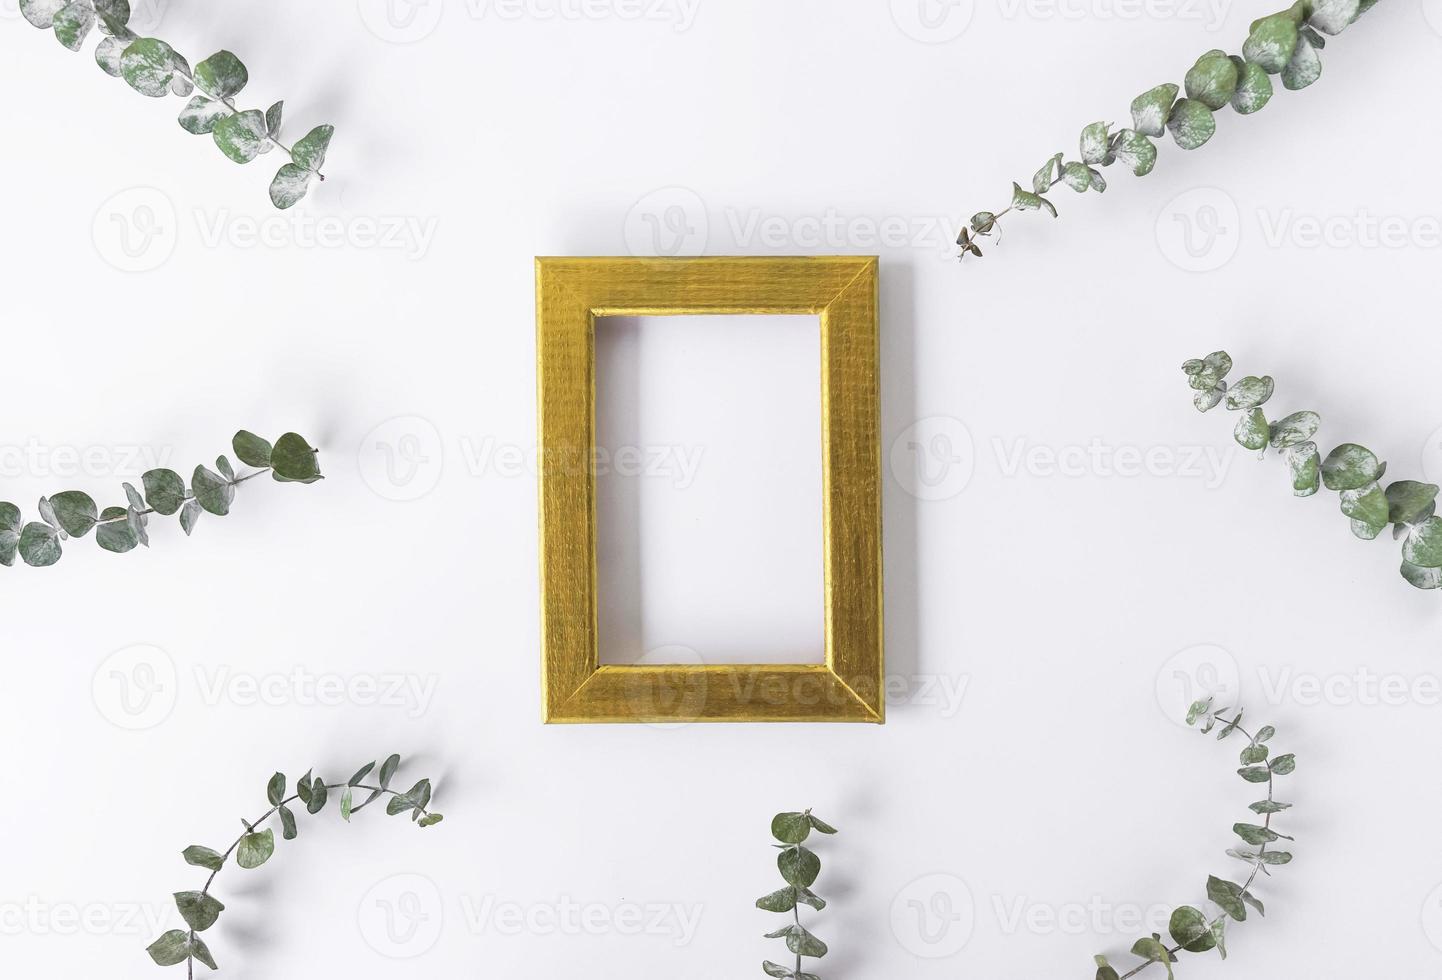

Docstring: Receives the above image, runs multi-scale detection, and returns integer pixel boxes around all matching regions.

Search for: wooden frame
[535,256,883,723]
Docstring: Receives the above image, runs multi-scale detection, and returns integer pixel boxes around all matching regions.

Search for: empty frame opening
[594,314,825,666]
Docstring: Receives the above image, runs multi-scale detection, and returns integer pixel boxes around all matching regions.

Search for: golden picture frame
[535,256,883,723]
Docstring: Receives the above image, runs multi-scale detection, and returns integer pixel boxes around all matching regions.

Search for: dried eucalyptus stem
[958,0,1377,259]
[756,810,836,980]
[1,431,321,568]
[19,0,334,208]
[1094,700,1294,979]
[146,754,444,975]
[1183,351,1442,590]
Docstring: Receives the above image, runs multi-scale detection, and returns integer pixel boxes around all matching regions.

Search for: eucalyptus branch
[1095,700,1294,980]
[1183,350,1442,590]
[1,430,321,568]
[19,0,334,208]
[756,809,836,980]
[147,754,445,974]
[958,0,1378,260]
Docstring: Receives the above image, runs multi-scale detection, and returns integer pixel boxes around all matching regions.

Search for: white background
[3,0,1442,977]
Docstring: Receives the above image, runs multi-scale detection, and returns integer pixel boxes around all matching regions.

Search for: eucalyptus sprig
[1,430,321,568]
[958,0,1376,259]
[1094,700,1294,980]
[146,754,444,975]
[756,809,836,980]
[1183,351,1442,590]
[19,0,334,208]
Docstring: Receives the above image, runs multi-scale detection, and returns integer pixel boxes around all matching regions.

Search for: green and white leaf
[1130,83,1179,138]
[212,109,270,164]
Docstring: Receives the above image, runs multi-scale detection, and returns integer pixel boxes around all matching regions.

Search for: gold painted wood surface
[536,256,883,723]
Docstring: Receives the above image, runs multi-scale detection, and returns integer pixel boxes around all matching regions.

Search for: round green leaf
[265,100,284,139]
[271,433,323,483]
[1281,34,1322,90]
[1058,162,1090,192]
[1079,121,1112,165]
[192,466,234,516]
[179,499,202,536]
[20,0,68,29]
[1310,0,1360,34]
[145,930,191,967]
[1130,83,1179,138]
[1225,375,1274,411]
[1401,560,1442,590]
[178,96,228,135]
[52,1,96,51]
[119,37,178,97]
[1321,443,1381,491]
[771,812,812,844]
[142,468,186,516]
[1167,98,1216,150]
[1269,410,1319,448]
[1168,905,1216,952]
[212,109,269,164]
[49,490,97,537]
[269,164,313,210]
[1032,152,1062,194]
[291,124,335,174]
[1010,182,1056,218]
[1113,129,1156,177]
[96,506,139,553]
[194,49,248,99]
[756,887,797,913]
[1387,481,1439,526]
[1403,516,1442,568]
[777,845,820,888]
[174,891,225,932]
[1194,383,1226,412]
[1184,49,1239,110]
[236,829,275,869]
[1244,11,1301,73]
[1229,56,1274,113]
[1283,442,1320,497]
[1233,408,1270,451]
[0,503,20,535]
[1340,482,1388,528]
[182,845,225,871]
[232,430,273,467]
[18,522,61,567]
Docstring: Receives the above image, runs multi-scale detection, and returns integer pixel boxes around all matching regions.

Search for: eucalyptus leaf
[1207,875,1248,921]
[178,96,229,135]
[1079,122,1112,165]
[183,845,225,872]
[1184,49,1238,110]
[1229,56,1274,113]
[52,1,96,51]
[142,469,186,515]
[1321,443,1381,491]
[1234,408,1270,452]
[1032,152,1063,193]
[1281,33,1322,91]
[1112,129,1157,176]
[1401,560,1442,590]
[270,433,323,483]
[291,124,335,174]
[50,490,97,537]
[1168,905,1215,952]
[212,109,269,164]
[175,891,225,932]
[1225,375,1274,411]
[771,812,812,844]
[193,49,248,99]
[191,466,234,516]
[179,499,202,536]
[1309,0,1360,33]
[1166,98,1216,150]
[19,523,62,567]
[1403,517,1442,568]
[20,0,68,29]
[1130,83,1179,138]
[236,829,274,869]
[1010,182,1057,218]
[1387,481,1439,526]
[269,164,314,210]
[96,506,139,553]
[145,930,191,967]
[1339,482,1388,530]
[1244,11,1301,74]
[120,37,179,97]
[1269,411,1319,448]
